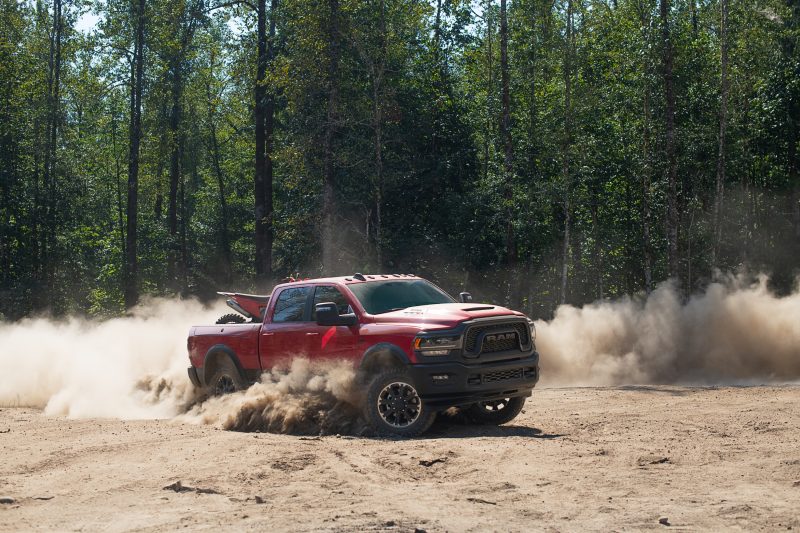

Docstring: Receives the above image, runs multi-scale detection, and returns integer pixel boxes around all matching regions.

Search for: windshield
[348,279,455,314]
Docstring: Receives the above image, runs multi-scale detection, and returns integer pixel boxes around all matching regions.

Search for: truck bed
[188,323,262,374]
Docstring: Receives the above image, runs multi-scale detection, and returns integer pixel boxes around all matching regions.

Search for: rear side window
[272,287,310,322]
[311,286,352,320]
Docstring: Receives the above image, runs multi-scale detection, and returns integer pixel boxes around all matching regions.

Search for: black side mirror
[315,302,357,326]
[459,292,473,303]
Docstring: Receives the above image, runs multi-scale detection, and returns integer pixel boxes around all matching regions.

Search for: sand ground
[1,386,799,532]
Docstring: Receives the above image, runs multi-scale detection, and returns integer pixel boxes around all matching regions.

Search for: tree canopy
[0,0,798,319]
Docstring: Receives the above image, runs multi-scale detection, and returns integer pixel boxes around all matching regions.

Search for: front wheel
[364,370,436,438]
[466,397,526,425]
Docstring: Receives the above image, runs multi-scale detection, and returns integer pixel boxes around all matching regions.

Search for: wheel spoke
[377,381,422,428]
[215,375,235,395]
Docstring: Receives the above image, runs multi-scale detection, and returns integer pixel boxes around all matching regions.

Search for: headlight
[527,319,536,342]
[414,335,461,356]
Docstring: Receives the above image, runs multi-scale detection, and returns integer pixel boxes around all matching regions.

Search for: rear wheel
[466,397,526,425]
[206,357,247,396]
[365,370,436,438]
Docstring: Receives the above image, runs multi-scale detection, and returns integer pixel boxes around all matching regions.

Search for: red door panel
[303,324,359,362]
[259,285,313,370]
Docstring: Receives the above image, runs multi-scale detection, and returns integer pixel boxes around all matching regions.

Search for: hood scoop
[462,306,495,311]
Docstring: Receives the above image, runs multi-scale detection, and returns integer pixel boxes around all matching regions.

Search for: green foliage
[1,0,799,320]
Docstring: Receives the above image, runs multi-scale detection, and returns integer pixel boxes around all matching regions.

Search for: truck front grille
[484,368,523,383]
[469,366,537,385]
[464,320,530,354]
[482,333,519,353]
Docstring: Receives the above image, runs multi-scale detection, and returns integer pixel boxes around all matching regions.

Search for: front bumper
[408,351,540,409]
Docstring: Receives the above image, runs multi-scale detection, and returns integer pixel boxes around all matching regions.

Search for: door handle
[306,332,319,336]
[262,332,274,336]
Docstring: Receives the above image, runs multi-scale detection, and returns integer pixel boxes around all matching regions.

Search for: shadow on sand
[613,385,694,396]
[424,418,565,440]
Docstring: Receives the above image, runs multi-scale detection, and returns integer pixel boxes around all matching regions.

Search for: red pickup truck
[187,274,540,437]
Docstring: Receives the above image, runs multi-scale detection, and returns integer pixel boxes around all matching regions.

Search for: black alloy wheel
[206,356,246,396]
[377,381,422,427]
[214,374,237,396]
[364,369,436,438]
[466,396,526,425]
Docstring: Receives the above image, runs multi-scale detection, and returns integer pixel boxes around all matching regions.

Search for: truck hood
[369,303,523,329]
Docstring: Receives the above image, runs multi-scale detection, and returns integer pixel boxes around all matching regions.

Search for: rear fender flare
[202,344,246,386]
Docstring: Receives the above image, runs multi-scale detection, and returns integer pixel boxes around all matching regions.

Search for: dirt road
[1,386,798,532]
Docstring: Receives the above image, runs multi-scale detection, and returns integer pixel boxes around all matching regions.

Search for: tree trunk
[167,63,183,291]
[560,0,573,305]
[712,0,729,269]
[42,0,62,294]
[371,0,386,269]
[372,76,384,270]
[111,109,126,262]
[500,0,515,268]
[660,0,679,281]
[434,0,442,47]
[254,0,277,284]
[639,5,654,293]
[431,0,444,158]
[484,0,493,181]
[206,63,232,284]
[779,1,800,245]
[29,0,45,292]
[591,184,603,299]
[642,87,653,292]
[526,0,537,177]
[322,0,340,273]
[125,0,145,309]
[791,111,799,243]
[180,165,190,291]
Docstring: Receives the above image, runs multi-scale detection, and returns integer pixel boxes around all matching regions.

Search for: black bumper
[408,352,540,409]
[187,366,203,388]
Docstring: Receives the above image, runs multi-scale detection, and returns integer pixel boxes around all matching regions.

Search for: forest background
[0,0,798,320]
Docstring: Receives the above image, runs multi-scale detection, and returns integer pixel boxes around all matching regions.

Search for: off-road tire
[206,357,247,396]
[216,313,247,324]
[466,397,526,425]
[364,369,436,438]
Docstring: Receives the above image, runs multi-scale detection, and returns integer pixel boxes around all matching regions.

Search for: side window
[312,286,352,320]
[272,287,311,323]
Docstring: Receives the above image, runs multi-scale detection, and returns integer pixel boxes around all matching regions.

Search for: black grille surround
[463,319,532,357]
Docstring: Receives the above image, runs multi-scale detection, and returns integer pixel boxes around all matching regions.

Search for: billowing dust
[0,298,221,419]
[178,358,368,435]
[1,274,799,434]
[536,274,800,386]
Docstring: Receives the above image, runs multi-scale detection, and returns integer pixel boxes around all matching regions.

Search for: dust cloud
[178,358,368,435]
[0,298,222,418]
[1,274,799,431]
[537,273,800,386]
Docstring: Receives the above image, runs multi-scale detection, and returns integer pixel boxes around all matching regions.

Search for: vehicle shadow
[424,418,565,440]
[614,385,693,396]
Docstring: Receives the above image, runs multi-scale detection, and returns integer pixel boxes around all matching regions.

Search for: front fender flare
[358,342,411,374]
